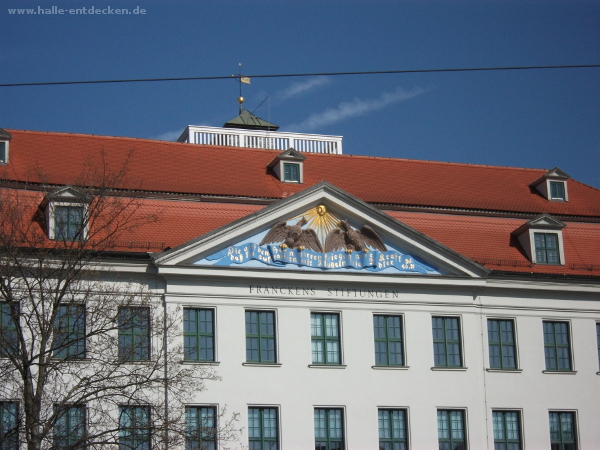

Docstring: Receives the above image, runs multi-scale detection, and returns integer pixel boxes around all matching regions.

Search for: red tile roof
[4,129,600,217]
[2,129,599,277]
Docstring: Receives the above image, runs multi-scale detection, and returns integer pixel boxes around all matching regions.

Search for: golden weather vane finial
[234,62,251,115]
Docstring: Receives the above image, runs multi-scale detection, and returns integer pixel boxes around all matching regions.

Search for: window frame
[48,202,87,241]
[492,410,522,450]
[548,180,568,201]
[0,302,19,359]
[437,409,467,450]
[119,405,152,450]
[52,304,86,359]
[548,410,578,450]
[0,140,8,164]
[53,404,86,449]
[542,321,573,372]
[373,314,405,367]
[0,401,19,450]
[245,310,277,364]
[118,307,151,362]
[185,405,217,450]
[248,406,279,450]
[432,316,464,368]
[378,408,409,450]
[314,407,345,450]
[534,232,561,265]
[183,307,216,363]
[282,162,301,183]
[311,312,342,366]
[596,322,600,373]
[487,318,518,370]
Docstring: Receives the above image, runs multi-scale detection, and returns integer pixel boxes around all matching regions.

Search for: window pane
[0,402,19,450]
[311,313,340,365]
[54,405,86,449]
[184,309,214,362]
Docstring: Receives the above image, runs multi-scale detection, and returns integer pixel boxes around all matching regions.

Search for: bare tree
[0,156,240,449]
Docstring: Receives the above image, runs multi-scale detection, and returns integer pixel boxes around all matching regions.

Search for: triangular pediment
[154,183,488,277]
[513,214,566,235]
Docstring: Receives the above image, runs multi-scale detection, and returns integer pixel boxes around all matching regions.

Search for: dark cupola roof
[223,109,279,131]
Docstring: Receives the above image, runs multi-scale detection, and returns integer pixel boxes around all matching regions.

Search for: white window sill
[182,361,220,366]
[542,370,577,375]
[486,368,522,373]
[431,367,468,371]
[308,364,347,369]
[242,363,282,368]
[372,365,410,370]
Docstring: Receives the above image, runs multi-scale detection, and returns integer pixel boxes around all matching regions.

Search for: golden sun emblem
[292,204,340,245]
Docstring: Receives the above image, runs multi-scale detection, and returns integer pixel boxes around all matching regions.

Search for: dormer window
[513,214,565,265]
[0,128,12,164]
[530,167,570,202]
[268,148,306,183]
[42,186,89,241]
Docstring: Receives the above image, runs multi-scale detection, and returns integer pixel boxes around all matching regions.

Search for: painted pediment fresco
[194,204,441,274]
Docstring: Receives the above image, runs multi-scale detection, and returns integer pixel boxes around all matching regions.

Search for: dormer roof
[268,148,306,168]
[512,214,566,236]
[0,128,13,140]
[223,109,279,131]
[530,167,571,187]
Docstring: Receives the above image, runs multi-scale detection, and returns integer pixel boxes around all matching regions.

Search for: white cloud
[151,130,183,141]
[286,86,428,132]
[277,76,330,101]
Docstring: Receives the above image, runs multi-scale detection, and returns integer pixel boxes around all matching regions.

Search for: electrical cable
[0,64,598,88]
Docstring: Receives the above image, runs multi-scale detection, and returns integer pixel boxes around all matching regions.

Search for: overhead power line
[0,64,598,88]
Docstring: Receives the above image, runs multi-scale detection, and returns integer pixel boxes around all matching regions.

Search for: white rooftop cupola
[177,109,342,154]
[530,167,570,201]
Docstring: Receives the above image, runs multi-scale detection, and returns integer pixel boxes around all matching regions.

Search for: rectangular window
[437,410,466,450]
[0,303,19,358]
[52,305,85,359]
[374,315,404,366]
[118,307,150,361]
[246,311,276,363]
[314,408,344,450]
[54,405,86,449]
[311,313,340,365]
[534,233,560,265]
[378,409,408,450]
[543,321,572,371]
[183,308,215,362]
[487,319,516,369]
[0,142,6,164]
[119,406,151,450]
[550,181,566,200]
[0,402,18,450]
[248,407,278,450]
[492,410,521,450]
[597,323,600,370]
[54,205,85,241]
[283,163,300,182]
[432,317,462,367]
[549,412,577,450]
[185,406,216,450]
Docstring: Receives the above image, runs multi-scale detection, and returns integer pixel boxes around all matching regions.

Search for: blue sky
[2,0,599,188]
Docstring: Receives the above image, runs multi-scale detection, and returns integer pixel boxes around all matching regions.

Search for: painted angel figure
[259,217,324,252]
[324,219,387,253]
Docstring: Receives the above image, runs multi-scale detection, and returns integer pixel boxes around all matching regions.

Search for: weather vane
[233,62,251,114]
